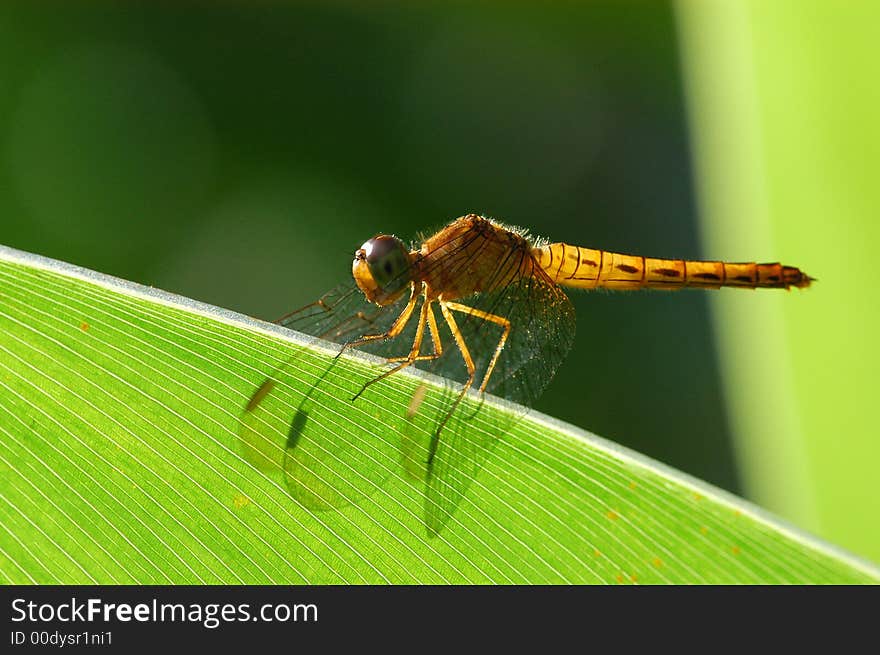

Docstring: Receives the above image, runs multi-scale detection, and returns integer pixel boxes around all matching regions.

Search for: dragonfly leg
[443,302,511,393]
[385,300,443,363]
[428,301,478,464]
[352,298,443,401]
[335,282,419,359]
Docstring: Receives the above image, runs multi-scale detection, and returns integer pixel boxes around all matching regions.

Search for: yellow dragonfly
[239,214,812,533]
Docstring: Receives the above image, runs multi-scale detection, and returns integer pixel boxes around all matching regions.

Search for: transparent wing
[277,282,411,356]
[419,271,576,534]
[429,269,576,406]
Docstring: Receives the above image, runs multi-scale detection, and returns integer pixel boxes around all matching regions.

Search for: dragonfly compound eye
[352,234,413,305]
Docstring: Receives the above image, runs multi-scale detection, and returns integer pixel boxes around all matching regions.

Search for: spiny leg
[443,301,511,393]
[335,282,419,359]
[429,300,477,464]
[352,297,443,401]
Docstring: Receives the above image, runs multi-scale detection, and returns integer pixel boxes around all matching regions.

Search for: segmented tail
[533,243,813,291]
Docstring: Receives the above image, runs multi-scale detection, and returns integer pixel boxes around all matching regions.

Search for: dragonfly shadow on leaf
[399,380,514,536]
[237,341,508,536]
[237,350,398,513]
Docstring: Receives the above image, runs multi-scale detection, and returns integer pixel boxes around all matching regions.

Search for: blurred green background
[0,1,876,562]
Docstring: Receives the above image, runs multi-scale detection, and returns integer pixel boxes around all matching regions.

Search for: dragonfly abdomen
[533,243,813,291]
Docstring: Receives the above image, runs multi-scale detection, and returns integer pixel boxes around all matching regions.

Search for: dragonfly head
[353,235,415,305]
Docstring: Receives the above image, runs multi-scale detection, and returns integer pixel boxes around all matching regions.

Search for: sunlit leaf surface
[0,246,876,583]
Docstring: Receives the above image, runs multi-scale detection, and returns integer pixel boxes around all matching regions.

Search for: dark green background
[0,3,738,494]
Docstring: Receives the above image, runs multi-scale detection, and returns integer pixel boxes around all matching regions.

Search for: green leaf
[0,245,876,583]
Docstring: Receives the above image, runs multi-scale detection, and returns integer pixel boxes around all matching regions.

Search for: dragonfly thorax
[352,234,416,306]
